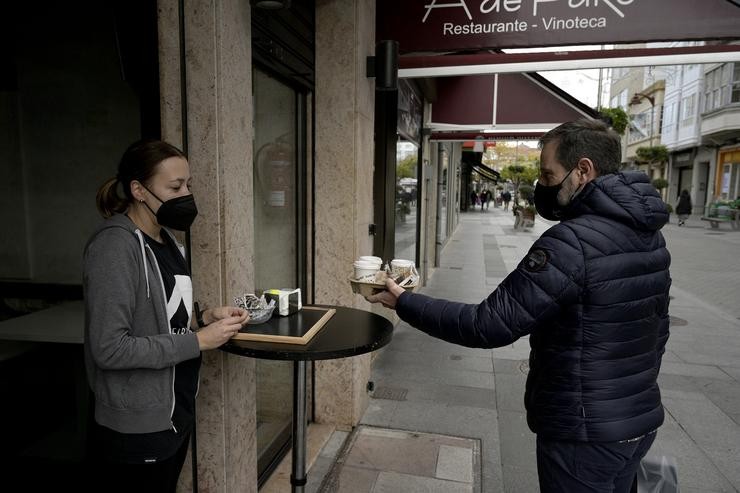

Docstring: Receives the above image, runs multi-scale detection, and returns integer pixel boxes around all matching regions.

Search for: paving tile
[373,366,495,390]
[685,377,740,418]
[389,400,499,442]
[378,347,494,373]
[335,465,378,492]
[659,361,734,380]
[372,471,473,493]
[647,416,736,492]
[306,455,334,493]
[720,366,740,382]
[399,380,496,410]
[493,373,527,412]
[696,443,740,492]
[492,358,525,375]
[344,432,438,478]
[361,398,398,428]
[435,444,474,483]
[663,395,740,449]
[497,411,536,468]
[502,464,540,493]
[320,430,349,459]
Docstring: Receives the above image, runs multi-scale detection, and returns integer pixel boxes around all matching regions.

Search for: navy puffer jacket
[397,171,671,442]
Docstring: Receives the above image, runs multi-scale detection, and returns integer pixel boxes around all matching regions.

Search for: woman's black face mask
[142,185,198,231]
[534,167,579,221]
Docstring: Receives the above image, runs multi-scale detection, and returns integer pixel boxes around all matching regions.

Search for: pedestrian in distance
[367,119,671,493]
[486,189,492,210]
[84,140,249,493]
[480,190,487,212]
[502,190,512,211]
[470,190,478,211]
[675,189,692,226]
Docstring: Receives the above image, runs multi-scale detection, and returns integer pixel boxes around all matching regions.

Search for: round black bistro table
[221,305,393,492]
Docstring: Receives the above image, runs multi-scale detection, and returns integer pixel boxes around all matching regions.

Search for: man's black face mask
[534,167,580,221]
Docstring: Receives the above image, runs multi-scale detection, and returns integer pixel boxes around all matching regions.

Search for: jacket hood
[85,213,139,248]
[85,214,184,251]
[562,171,669,231]
[85,214,185,299]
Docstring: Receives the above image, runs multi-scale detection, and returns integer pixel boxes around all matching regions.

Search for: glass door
[395,140,419,263]
[252,67,308,482]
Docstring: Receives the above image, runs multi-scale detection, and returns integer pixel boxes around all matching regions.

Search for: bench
[700,208,739,229]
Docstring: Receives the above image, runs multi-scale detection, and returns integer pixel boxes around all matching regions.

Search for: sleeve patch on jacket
[524,249,548,272]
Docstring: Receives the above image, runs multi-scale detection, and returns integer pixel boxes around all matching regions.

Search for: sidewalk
[309,205,740,493]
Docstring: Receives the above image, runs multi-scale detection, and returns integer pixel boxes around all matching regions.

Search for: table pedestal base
[291,360,307,492]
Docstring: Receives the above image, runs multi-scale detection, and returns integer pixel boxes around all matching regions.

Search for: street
[313,205,740,493]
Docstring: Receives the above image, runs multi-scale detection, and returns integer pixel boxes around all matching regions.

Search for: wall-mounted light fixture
[629,92,655,107]
[251,0,291,9]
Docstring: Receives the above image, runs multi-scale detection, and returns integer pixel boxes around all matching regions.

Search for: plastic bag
[635,456,679,493]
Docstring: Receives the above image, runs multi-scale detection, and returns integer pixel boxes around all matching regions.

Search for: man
[368,119,671,493]
[502,189,512,211]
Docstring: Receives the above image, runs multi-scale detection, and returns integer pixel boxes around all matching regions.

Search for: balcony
[701,103,740,145]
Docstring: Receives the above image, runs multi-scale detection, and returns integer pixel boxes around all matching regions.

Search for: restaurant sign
[377,0,740,53]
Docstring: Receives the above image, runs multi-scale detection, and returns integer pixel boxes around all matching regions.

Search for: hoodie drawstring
[134,229,151,298]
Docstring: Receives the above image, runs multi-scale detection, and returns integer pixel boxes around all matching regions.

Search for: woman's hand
[196,306,249,351]
[207,306,249,324]
[365,279,405,310]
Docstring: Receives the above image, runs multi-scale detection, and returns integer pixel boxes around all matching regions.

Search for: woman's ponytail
[95,177,128,218]
[96,140,185,218]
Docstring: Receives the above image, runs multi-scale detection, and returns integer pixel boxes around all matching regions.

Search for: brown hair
[96,140,186,218]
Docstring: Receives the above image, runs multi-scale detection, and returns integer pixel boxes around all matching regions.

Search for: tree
[396,155,417,180]
[501,164,539,205]
[636,146,669,164]
[483,141,540,169]
[636,145,669,177]
[651,178,669,191]
[598,107,629,135]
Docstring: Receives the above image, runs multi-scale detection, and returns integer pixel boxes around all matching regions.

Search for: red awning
[430,73,595,129]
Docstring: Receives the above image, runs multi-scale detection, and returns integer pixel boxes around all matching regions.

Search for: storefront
[0,0,160,486]
[716,147,740,201]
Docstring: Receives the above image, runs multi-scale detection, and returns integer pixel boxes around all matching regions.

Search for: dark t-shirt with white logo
[94,232,201,464]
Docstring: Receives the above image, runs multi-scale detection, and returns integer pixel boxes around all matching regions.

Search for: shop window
[395,140,419,262]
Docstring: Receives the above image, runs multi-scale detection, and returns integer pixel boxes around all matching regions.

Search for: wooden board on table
[232,306,335,345]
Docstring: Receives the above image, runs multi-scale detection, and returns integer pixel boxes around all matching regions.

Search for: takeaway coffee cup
[358,256,382,269]
[354,261,379,279]
[390,259,415,278]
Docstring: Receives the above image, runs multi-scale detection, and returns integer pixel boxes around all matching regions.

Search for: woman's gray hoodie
[83,214,201,434]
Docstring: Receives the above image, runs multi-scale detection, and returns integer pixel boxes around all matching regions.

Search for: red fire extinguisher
[257,137,292,209]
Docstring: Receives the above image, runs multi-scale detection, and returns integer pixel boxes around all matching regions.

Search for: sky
[505,45,612,109]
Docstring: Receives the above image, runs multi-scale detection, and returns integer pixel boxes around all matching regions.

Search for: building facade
[610,43,740,213]
[0,1,459,490]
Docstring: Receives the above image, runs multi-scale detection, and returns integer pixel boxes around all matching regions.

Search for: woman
[84,140,248,492]
[676,189,692,226]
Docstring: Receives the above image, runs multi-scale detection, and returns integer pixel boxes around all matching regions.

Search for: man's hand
[366,279,405,309]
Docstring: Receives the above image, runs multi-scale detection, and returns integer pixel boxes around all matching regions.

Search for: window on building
[611,67,626,80]
[681,94,696,126]
[609,89,628,109]
[629,109,652,144]
[662,102,675,136]
[704,63,739,112]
